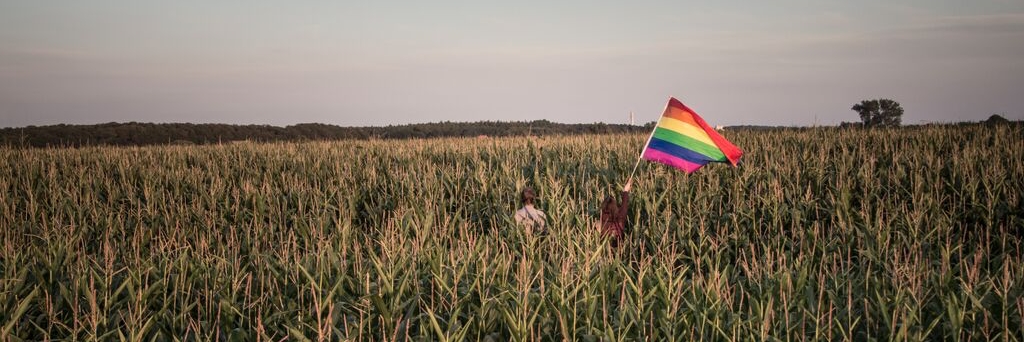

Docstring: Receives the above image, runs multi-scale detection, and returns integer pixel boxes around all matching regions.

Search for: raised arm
[619,179,632,215]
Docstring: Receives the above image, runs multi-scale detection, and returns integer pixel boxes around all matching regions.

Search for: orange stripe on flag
[663,103,700,127]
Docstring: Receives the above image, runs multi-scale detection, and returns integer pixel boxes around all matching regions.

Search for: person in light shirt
[514,186,547,234]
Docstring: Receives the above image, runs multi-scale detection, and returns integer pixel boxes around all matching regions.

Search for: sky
[1,1,1023,128]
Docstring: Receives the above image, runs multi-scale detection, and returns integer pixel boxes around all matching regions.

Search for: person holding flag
[600,180,632,248]
[605,97,743,245]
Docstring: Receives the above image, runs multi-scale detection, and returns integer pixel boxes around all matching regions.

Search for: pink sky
[2,1,1023,128]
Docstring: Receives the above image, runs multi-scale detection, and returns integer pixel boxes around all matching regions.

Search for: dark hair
[521,187,537,205]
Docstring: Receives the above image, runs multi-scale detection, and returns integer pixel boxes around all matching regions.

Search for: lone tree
[985,114,1009,125]
[852,99,903,127]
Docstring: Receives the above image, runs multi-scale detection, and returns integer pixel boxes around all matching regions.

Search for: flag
[641,97,743,173]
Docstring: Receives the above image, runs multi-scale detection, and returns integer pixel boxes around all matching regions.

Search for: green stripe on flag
[652,128,727,161]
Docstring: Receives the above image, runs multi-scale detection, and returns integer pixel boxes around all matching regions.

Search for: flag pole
[627,124,657,185]
[626,98,670,187]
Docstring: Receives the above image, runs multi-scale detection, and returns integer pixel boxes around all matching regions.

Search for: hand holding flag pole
[626,97,743,186]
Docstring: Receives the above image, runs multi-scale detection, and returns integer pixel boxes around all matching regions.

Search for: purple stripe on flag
[642,148,705,173]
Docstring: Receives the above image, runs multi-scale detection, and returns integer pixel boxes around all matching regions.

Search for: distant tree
[851,99,903,128]
[985,114,1009,125]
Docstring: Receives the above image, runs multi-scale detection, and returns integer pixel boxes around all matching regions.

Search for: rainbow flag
[641,97,743,173]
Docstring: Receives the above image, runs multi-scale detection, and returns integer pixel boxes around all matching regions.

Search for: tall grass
[1,124,1022,340]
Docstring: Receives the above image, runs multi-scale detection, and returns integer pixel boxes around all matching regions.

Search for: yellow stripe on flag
[657,117,715,147]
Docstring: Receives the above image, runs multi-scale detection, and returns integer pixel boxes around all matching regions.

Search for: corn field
[2,124,1023,341]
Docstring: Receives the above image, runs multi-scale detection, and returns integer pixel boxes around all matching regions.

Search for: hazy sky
[2,1,1023,128]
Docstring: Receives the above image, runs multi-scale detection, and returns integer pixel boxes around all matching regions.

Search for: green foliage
[1,125,1023,340]
[852,99,904,127]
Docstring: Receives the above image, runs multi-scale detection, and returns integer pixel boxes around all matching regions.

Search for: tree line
[0,121,655,148]
[2,102,1016,148]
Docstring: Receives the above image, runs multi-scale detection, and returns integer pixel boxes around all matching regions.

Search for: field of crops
[2,124,1022,341]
